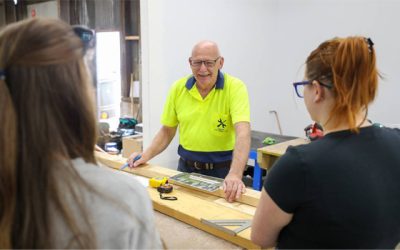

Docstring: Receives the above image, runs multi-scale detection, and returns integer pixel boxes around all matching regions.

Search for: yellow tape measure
[149,177,168,188]
[149,177,177,201]
[157,183,173,193]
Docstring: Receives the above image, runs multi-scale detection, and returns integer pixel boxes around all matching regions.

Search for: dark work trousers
[177,158,230,179]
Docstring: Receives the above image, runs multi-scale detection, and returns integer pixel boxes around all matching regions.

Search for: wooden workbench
[257,138,309,170]
[154,211,242,249]
[95,152,261,249]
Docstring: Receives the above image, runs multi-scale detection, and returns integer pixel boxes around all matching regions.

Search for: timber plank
[95,152,261,206]
[146,178,259,249]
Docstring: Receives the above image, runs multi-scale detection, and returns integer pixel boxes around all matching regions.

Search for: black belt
[181,158,231,170]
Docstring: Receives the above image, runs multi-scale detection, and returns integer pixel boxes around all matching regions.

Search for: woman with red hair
[252,37,400,249]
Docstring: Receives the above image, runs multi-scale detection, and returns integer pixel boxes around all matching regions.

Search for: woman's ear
[312,80,325,102]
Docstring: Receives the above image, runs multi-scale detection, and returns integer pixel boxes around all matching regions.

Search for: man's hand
[223,172,246,202]
[126,125,177,168]
[222,121,250,203]
[127,152,147,167]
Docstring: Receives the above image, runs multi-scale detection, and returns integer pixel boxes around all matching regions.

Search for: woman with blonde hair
[0,18,161,249]
[251,36,400,248]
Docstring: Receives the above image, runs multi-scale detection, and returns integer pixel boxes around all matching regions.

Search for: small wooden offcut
[257,138,309,170]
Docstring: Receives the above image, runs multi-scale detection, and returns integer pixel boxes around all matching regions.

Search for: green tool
[262,136,276,145]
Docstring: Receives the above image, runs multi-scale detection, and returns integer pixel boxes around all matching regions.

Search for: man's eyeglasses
[72,25,95,53]
[293,80,333,98]
[189,57,220,69]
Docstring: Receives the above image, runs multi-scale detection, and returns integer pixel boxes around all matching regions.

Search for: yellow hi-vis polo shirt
[161,71,250,162]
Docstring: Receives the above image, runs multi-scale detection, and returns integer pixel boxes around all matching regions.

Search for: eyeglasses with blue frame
[293,80,333,98]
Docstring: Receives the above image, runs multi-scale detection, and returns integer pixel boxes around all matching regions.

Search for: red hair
[306,36,379,132]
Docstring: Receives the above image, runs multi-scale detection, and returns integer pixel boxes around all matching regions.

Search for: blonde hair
[0,18,97,248]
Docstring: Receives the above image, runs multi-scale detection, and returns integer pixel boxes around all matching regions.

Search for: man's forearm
[229,122,251,176]
[143,126,177,159]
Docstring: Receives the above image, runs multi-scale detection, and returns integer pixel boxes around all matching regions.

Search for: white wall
[27,1,58,18]
[141,0,400,168]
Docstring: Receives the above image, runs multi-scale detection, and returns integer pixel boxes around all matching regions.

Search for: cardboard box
[122,135,143,158]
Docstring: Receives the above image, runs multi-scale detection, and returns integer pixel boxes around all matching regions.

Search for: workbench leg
[249,150,262,191]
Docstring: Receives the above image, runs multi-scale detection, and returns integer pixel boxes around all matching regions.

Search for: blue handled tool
[120,155,141,170]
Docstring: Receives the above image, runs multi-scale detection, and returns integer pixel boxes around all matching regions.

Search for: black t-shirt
[264,126,400,249]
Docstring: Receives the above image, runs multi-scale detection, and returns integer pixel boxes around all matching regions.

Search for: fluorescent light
[13,0,17,5]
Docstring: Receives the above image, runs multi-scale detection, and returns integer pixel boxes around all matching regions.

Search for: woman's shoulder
[379,125,400,136]
[72,158,149,200]
[70,158,162,248]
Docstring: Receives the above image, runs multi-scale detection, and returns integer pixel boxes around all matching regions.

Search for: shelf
[125,35,140,41]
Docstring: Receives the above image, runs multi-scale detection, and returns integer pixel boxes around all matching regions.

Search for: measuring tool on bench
[149,177,177,201]
[201,219,252,236]
[149,176,168,188]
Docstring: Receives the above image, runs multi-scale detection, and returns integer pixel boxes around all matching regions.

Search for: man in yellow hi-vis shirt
[128,40,250,202]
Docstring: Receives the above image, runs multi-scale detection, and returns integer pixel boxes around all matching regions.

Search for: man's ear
[218,57,224,69]
[312,80,325,102]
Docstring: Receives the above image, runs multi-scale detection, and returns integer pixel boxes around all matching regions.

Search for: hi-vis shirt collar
[185,70,224,90]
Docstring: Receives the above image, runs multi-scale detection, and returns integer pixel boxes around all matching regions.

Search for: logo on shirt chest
[215,118,227,132]
[210,113,229,135]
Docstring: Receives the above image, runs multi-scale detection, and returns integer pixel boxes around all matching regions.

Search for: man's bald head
[191,40,221,58]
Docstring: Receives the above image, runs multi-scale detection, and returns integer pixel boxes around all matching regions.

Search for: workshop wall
[0,2,5,27]
[141,0,400,169]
